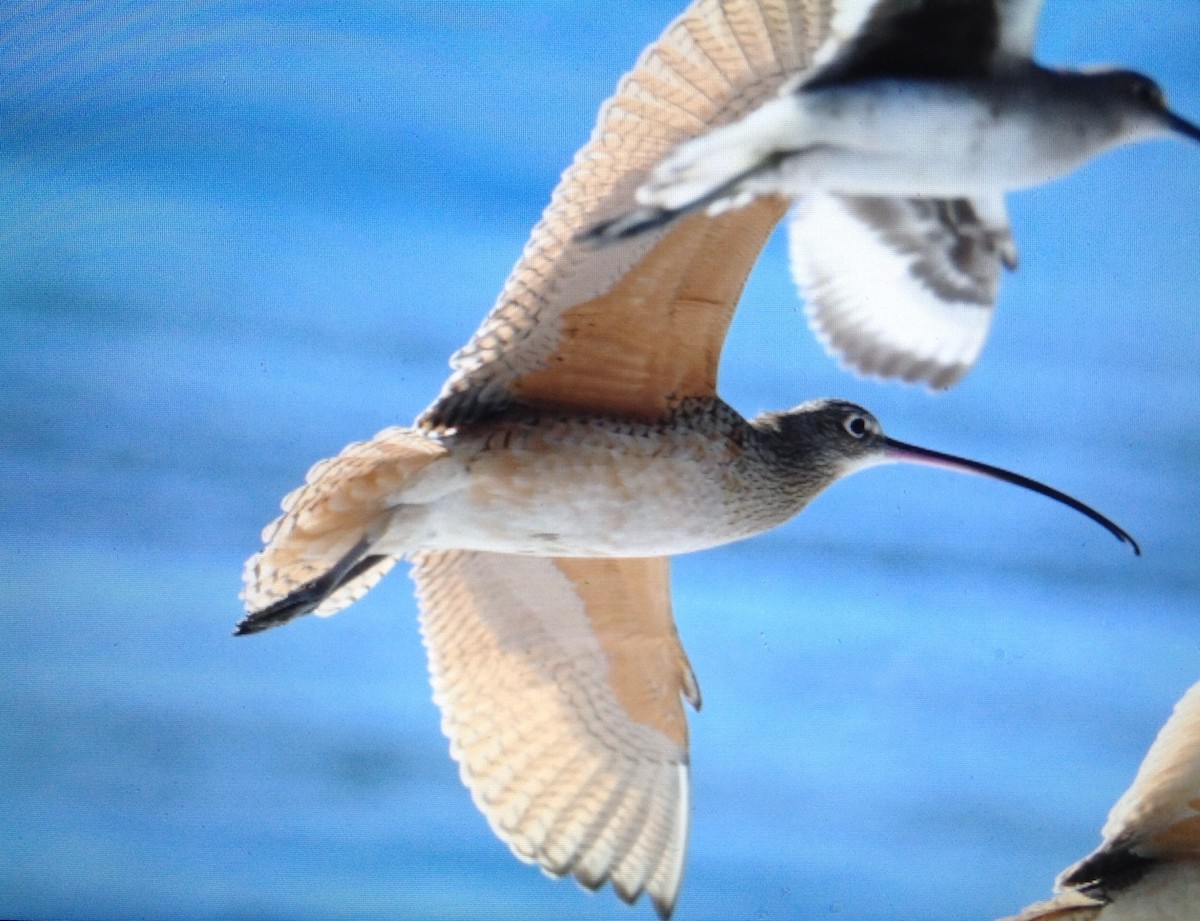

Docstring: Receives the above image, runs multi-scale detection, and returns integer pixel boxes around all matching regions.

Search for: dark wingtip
[651,892,676,920]
[232,566,338,637]
[1059,838,1156,897]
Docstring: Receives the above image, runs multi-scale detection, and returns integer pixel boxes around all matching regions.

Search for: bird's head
[1089,68,1200,144]
[754,398,1140,555]
[756,399,890,479]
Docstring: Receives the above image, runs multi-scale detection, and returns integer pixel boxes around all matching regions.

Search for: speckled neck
[746,410,847,501]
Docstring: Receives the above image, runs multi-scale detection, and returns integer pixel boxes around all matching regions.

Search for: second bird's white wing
[788,192,1016,388]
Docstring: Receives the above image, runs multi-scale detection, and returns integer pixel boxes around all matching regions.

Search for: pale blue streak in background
[2,2,1199,919]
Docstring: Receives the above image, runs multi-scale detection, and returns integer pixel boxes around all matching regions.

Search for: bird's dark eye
[1131,78,1164,107]
[844,415,868,438]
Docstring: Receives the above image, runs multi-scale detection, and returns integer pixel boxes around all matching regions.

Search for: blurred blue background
[2,2,1199,919]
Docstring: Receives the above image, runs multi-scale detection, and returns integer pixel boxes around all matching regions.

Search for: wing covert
[412,551,700,917]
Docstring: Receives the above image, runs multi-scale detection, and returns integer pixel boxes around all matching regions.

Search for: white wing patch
[412,551,694,918]
[788,192,1015,389]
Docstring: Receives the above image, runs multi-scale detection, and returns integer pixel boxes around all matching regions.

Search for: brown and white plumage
[238,1,1139,916]
[414,553,698,917]
[242,2,833,916]
[1001,680,1200,921]
[241,427,445,621]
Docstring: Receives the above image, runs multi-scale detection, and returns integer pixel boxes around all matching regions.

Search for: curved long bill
[1165,110,1200,144]
[881,437,1141,556]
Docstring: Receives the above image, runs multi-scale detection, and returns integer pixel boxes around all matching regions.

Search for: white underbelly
[425,455,735,557]
[379,423,762,558]
[773,84,1112,195]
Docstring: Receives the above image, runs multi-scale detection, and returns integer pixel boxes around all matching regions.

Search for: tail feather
[238,426,448,633]
[235,541,390,635]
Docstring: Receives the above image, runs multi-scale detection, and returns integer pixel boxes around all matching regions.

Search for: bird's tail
[583,96,802,244]
[236,426,449,635]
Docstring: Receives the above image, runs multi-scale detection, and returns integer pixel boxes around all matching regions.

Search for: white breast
[764,81,1122,195]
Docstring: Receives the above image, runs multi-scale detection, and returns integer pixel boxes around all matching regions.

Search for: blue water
[3,3,1200,919]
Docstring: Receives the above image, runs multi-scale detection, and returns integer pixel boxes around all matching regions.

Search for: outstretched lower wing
[412,552,700,919]
[419,0,834,430]
[788,193,1015,389]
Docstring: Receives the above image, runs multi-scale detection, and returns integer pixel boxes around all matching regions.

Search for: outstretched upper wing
[788,192,1016,388]
[412,551,700,919]
[419,0,837,430]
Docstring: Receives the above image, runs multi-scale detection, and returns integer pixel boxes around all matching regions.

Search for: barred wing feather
[420,0,839,430]
[412,552,700,918]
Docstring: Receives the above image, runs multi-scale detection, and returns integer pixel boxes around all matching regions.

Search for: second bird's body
[682,70,1169,205]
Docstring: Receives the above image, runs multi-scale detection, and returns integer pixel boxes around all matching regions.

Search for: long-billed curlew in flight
[238,1,1141,915]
